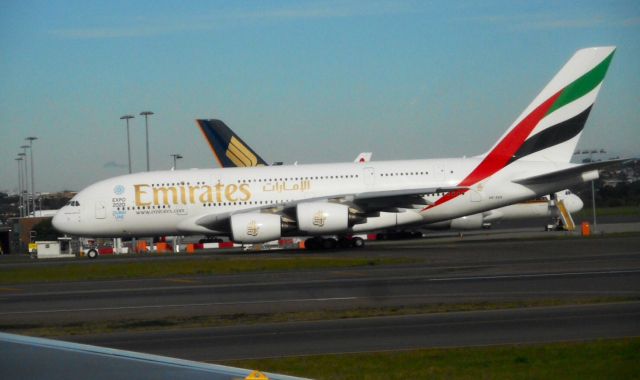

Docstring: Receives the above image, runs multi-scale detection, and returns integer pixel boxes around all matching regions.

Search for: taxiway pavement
[1,233,639,361]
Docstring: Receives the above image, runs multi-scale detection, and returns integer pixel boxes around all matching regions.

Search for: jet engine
[449,213,484,230]
[296,202,364,234]
[230,213,282,243]
[427,213,485,230]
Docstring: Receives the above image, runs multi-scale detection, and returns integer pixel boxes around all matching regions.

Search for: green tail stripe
[546,51,615,116]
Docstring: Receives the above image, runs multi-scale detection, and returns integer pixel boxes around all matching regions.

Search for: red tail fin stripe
[422,89,562,212]
[461,89,562,186]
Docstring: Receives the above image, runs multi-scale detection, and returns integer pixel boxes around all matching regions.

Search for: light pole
[120,115,135,174]
[15,157,23,217]
[26,136,38,213]
[170,154,183,169]
[573,148,606,232]
[19,147,29,216]
[140,111,154,171]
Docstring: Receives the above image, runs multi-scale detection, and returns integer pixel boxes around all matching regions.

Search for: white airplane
[426,190,583,231]
[53,47,621,247]
[198,119,583,233]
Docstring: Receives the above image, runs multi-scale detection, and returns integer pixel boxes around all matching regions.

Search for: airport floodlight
[17,152,29,216]
[15,158,24,217]
[20,145,30,197]
[140,111,154,171]
[170,153,183,169]
[26,136,38,213]
[120,115,135,174]
[578,147,607,233]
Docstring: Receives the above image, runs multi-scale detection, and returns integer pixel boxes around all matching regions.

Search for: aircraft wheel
[352,237,365,248]
[322,238,337,249]
[305,238,319,250]
[87,249,98,259]
[338,238,352,248]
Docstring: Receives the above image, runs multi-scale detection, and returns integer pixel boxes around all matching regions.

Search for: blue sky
[1,1,639,192]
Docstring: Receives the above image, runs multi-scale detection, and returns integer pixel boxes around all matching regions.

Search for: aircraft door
[95,202,106,219]
[470,189,482,202]
[363,167,375,187]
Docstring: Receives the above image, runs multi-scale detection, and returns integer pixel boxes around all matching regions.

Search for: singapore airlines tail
[199,119,372,168]
[197,119,268,167]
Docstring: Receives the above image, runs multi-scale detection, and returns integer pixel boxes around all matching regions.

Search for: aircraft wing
[512,158,631,186]
[0,332,308,380]
[355,186,468,200]
[180,186,468,234]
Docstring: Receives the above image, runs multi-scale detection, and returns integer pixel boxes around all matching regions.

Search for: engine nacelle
[449,213,484,230]
[230,213,281,243]
[297,202,353,234]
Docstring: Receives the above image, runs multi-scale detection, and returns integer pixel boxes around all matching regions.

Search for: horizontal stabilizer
[513,158,630,186]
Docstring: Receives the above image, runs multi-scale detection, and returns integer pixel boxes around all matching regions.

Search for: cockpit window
[66,200,80,207]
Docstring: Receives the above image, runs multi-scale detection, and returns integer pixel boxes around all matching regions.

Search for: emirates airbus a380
[53,47,623,246]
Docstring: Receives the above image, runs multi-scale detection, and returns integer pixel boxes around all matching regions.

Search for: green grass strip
[222,338,640,380]
[0,257,414,284]
[574,206,640,218]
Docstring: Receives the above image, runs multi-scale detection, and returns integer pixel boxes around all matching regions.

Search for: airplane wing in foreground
[0,332,308,380]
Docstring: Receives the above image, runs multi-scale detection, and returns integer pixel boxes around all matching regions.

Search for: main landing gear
[304,236,365,250]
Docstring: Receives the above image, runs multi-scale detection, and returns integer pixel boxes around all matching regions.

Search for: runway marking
[0,297,358,316]
[0,287,21,292]
[428,269,640,282]
[330,271,367,277]
[164,278,200,284]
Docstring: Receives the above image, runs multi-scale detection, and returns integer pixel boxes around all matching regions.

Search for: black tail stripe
[507,106,592,165]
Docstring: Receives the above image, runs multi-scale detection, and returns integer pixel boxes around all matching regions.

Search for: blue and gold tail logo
[226,136,260,167]
[197,119,268,168]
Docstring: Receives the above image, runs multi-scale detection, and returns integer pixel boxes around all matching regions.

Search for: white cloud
[49,1,414,40]
[103,161,127,169]
[463,11,639,31]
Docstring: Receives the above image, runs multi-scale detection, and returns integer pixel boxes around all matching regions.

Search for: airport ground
[1,218,639,378]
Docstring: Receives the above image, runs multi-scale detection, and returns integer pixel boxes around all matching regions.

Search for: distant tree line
[573,180,640,208]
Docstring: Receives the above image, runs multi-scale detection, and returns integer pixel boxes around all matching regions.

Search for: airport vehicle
[197,118,583,233]
[53,47,619,246]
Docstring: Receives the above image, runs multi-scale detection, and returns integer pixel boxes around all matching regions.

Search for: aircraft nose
[567,194,584,213]
[51,210,64,232]
[52,208,75,234]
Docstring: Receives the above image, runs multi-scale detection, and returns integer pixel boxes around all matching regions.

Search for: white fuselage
[53,156,578,238]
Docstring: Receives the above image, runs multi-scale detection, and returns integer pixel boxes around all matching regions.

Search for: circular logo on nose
[113,185,125,195]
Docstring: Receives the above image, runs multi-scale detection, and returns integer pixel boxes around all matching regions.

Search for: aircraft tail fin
[197,119,268,168]
[460,46,615,187]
